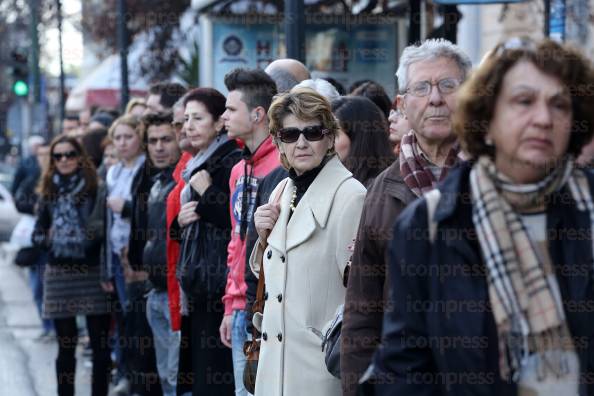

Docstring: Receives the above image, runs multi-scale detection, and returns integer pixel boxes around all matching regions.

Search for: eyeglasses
[405,78,461,97]
[277,125,330,143]
[52,150,78,161]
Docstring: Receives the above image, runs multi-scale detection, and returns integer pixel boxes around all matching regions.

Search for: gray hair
[396,39,472,93]
[293,78,340,102]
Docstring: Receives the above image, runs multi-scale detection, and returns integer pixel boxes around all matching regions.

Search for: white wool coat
[250,156,366,396]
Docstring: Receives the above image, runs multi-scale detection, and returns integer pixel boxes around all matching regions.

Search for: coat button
[262,332,268,341]
[267,250,272,260]
[277,333,282,342]
[280,255,285,263]
[264,292,268,301]
[277,294,282,302]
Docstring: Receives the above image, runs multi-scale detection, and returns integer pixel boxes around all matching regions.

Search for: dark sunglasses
[277,125,330,143]
[52,150,78,161]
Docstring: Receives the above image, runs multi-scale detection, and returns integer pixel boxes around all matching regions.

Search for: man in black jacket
[126,111,181,396]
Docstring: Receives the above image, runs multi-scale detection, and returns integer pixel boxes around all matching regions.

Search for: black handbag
[178,221,229,297]
[322,304,343,378]
[14,246,43,268]
[321,253,353,378]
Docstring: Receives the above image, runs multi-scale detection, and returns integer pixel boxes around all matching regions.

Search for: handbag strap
[252,178,289,317]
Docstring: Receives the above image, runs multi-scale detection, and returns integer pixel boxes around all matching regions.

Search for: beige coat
[250,156,366,396]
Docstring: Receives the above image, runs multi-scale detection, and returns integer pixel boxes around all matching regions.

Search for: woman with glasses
[33,135,111,396]
[371,38,594,396]
[251,88,366,396]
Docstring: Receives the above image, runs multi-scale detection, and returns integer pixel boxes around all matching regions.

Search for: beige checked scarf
[470,156,594,381]
[399,131,460,197]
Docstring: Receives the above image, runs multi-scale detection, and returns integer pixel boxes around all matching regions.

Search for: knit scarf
[50,171,87,259]
[399,131,459,197]
[469,155,594,381]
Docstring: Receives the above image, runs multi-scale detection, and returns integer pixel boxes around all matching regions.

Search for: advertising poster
[305,22,397,95]
[211,18,398,96]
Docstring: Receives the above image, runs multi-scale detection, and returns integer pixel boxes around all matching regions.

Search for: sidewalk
[0,243,92,396]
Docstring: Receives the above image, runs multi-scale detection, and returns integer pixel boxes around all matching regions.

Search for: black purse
[321,252,354,378]
[178,221,229,297]
[322,304,343,378]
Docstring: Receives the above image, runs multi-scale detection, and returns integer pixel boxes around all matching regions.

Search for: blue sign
[549,0,566,42]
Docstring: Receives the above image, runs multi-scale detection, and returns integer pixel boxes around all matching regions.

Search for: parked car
[0,184,20,241]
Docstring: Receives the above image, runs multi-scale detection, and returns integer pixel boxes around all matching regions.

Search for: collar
[433,161,472,223]
[243,136,277,164]
[289,157,327,194]
[267,155,353,253]
[173,152,193,182]
[292,155,352,228]
[415,141,439,168]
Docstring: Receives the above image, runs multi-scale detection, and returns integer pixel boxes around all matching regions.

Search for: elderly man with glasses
[340,39,471,396]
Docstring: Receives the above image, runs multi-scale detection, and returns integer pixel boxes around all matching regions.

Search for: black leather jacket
[142,167,176,291]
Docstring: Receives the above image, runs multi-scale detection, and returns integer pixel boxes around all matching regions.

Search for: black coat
[175,139,240,395]
[175,139,241,298]
[142,167,176,290]
[370,163,594,396]
[128,161,160,272]
[14,173,40,215]
[11,155,39,196]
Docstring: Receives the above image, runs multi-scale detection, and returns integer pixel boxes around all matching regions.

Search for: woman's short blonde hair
[268,87,338,169]
[108,114,145,145]
[125,97,146,114]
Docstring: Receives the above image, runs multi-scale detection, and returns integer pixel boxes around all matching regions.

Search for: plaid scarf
[399,131,459,197]
[470,156,594,381]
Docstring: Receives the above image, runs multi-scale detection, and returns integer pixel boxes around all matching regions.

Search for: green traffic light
[13,80,29,96]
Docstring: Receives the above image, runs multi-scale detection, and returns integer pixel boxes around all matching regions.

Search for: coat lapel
[286,156,352,251]
[286,202,317,252]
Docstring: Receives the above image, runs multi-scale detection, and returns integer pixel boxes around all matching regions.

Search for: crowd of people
[9,36,594,396]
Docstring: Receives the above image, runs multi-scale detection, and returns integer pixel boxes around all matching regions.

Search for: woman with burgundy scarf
[371,38,594,396]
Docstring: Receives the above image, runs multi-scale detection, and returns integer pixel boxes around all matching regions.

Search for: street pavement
[0,243,92,396]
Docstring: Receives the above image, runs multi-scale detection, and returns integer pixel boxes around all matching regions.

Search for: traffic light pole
[285,0,305,62]
[29,0,41,104]
[57,0,66,125]
[117,0,130,114]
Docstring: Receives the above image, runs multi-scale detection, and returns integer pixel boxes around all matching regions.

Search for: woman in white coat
[251,88,366,396]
